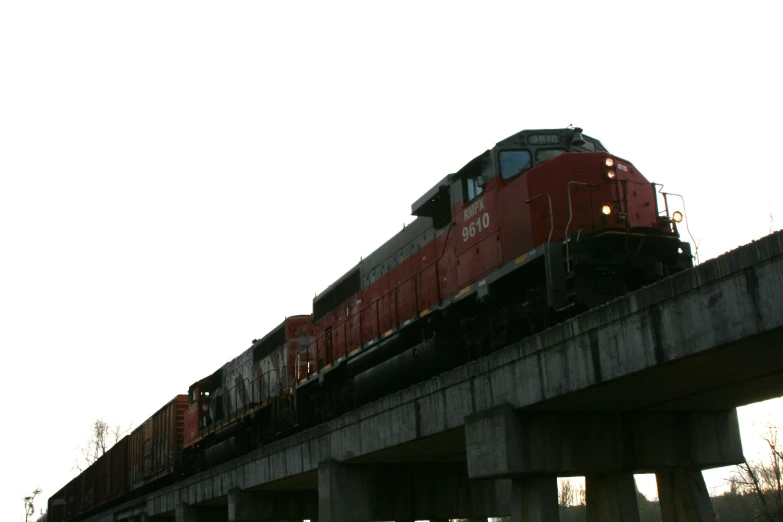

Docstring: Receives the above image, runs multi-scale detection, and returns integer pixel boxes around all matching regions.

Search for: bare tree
[558,478,586,507]
[24,488,41,522]
[74,419,133,472]
[729,423,783,521]
[559,478,576,506]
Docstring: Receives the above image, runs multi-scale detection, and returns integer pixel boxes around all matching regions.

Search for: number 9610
[462,213,490,242]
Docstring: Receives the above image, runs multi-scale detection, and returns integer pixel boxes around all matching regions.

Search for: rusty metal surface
[128,395,187,491]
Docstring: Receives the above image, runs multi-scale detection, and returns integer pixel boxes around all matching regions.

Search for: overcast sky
[2,1,782,519]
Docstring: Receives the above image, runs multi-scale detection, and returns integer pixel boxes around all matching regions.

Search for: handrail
[525,192,555,291]
[564,181,593,274]
[660,191,699,265]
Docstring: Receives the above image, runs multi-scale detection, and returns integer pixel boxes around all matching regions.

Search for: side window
[463,176,483,201]
[499,150,532,180]
[536,148,566,164]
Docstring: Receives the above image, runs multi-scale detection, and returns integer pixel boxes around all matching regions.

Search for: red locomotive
[48,127,692,520]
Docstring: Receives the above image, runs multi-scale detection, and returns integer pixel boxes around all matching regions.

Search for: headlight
[605,157,614,167]
[606,170,616,179]
[602,204,612,215]
[672,211,683,223]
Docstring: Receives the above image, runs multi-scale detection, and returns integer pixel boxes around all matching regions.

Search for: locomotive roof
[492,126,607,151]
[410,173,451,218]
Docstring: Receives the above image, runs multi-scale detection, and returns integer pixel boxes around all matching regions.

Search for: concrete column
[656,469,716,522]
[585,472,639,522]
[176,502,228,522]
[318,459,510,521]
[228,488,318,521]
[510,476,559,522]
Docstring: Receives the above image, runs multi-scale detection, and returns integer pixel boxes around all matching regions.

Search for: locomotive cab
[471,126,692,312]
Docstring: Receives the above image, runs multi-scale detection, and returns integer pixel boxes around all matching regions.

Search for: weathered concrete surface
[317,460,510,521]
[585,472,640,522]
[464,405,743,477]
[176,503,227,522]
[84,231,783,521]
[656,469,716,522]
[228,488,318,521]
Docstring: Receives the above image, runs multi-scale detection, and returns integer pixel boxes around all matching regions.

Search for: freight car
[182,316,311,470]
[48,126,694,516]
[47,396,187,522]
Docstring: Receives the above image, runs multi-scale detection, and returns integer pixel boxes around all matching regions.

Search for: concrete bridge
[81,231,783,522]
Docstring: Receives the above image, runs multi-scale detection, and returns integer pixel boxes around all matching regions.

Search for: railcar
[294,126,692,417]
[127,395,188,491]
[182,315,311,471]
[47,397,186,521]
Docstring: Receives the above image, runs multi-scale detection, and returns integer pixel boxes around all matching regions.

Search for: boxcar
[128,395,188,491]
[93,435,129,508]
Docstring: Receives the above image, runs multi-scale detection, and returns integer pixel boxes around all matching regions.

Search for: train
[47,126,693,520]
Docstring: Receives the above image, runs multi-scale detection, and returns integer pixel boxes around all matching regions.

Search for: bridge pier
[585,472,640,522]
[656,469,716,522]
[464,404,742,521]
[317,459,509,522]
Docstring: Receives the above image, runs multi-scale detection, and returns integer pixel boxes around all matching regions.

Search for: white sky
[2,1,782,519]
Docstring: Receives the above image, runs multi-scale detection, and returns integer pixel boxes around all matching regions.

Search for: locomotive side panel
[453,181,503,287]
[436,229,457,301]
[222,349,254,415]
[256,339,286,401]
[417,244,439,312]
[497,170,534,264]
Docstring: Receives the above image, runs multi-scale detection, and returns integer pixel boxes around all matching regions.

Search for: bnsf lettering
[463,197,485,221]
[462,212,491,242]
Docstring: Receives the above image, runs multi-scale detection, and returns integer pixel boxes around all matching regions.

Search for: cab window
[536,148,566,164]
[499,150,531,180]
[464,176,483,201]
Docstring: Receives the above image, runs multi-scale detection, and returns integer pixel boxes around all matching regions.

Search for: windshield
[536,148,565,164]
[499,150,531,179]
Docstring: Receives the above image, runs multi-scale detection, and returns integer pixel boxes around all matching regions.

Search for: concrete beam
[465,405,743,477]
[175,502,227,522]
[317,459,510,522]
[656,469,716,522]
[128,515,167,522]
[227,488,317,521]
